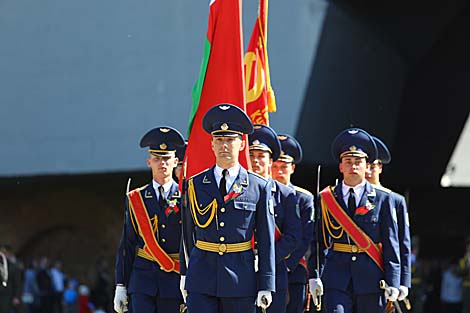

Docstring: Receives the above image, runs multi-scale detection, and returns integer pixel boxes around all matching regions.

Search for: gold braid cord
[321,198,344,248]
[188,178,218,228]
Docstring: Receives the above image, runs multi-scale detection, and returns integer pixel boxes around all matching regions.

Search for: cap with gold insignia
[248,124,281,161]
[277,134,303,164]
[331,128,377,162]
[139,126,185,157]
[202,103,253,137]
[371,136,391,164]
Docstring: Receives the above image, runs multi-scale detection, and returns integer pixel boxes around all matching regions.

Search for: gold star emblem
[160,143,167,149]
[221,123,229,130]
[349,145,357,151]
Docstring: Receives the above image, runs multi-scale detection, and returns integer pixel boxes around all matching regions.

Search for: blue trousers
[324,288,386,313]
[131,292,181,313]
[187,292,256,313]
[286,284,306,313]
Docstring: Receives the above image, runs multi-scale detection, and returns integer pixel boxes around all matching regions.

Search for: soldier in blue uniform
[174,140,187,182]
[248,125,302,313]
[365,136,412,308]
[179,104,276,313]
[114,126,185,313]
[308,128,401,313]
[272,134,315,313]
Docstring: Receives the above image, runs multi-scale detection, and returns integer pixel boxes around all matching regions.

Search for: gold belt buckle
[351,245,358,253]
[218,243,227,255]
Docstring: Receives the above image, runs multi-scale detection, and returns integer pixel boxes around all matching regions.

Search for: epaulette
[374,184,392,194]
[188,167,211,180]
[247,170,268,182]
[293,185,313,196]
[127,184,149,196]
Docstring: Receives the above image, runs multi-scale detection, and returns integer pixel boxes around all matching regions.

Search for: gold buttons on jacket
[351,245,358,253]
[220,237,225,242]
[220,222,225,227]
[220,207,226,213]
[352,256,357,261]
[161,224,166,229]
[161,238,166,243]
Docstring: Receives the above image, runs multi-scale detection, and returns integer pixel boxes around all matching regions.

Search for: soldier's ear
[239,139,246,151]
[146,157,152,168]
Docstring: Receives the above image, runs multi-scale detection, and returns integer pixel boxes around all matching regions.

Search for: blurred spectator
[22,258,40,313]
[36,256,54,313]
[63,279,78,313]
[50,259,66,313]
[0,244,22,313]
[78,284,92,313]
[89,257,111,313]
[440,258,463,313]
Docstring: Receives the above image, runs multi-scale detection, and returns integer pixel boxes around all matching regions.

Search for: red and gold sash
[320,186,384,272]
[128,189,180,273]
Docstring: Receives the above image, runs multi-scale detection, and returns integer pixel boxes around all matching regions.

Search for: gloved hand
[113,285,128,313]
[384,286,399,302]
[309,278,324,306]
[180,275,188,303]
[254,254,259,272]
[256,290,272,309]
[398,285,409,301]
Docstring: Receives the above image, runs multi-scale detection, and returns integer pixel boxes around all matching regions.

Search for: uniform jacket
[308,180,401,294]
[180,166,276,297]
[286,184,315,285]
[270,180,301,291]
[115,180,182,298]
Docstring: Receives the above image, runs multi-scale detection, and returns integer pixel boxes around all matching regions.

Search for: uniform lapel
[199,166,223,202]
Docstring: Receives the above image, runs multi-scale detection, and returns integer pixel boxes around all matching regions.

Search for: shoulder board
[293,185,313,196]
[127,184,149,196]
[374,185,392,194]
[331,185,337,192]
[247,170,268,182]
[188,167,211,180]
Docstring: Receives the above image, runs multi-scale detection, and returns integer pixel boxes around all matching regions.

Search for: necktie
[158,186,166,208]
[219,169,228,198]
[348,188,356,214]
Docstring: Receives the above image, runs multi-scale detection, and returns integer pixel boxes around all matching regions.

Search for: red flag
[244,0,276,126]
[184,0,250,179]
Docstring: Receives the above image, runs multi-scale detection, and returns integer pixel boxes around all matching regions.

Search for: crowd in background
[0,244,113,313]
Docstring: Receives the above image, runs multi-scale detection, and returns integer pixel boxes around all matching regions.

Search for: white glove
[256,290,272,309]
[397,285,409,301]
[308,278,324,307]
[113,285,128,313]
[384,286,399,302]
[180,275,188,303]
[254,254,259,272]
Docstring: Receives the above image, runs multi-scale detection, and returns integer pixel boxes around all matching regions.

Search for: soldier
[180,104,276,313]
[308,128,401,313]
[174,140,187,182]
[248,125,302,313]
[365,136,412,308]
[272,134,315,313]
[114,126,185,313]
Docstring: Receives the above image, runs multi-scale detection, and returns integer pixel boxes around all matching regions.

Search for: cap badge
[159,128,170,133]
[348,129,359,135]
[278,135,287,140]
[349,145,357,151]
[221,123,229,130]
[160,143,167,150]
[254,125,261,129]
[253,140,260,145]
[219,105,230,111]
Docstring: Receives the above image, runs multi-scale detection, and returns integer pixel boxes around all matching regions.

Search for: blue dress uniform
[249,124,302,313]
[308,128,401,313]
[371,136,411,293]
[180,105,276,313]
[276,134,315,313]
[115,126,185,313]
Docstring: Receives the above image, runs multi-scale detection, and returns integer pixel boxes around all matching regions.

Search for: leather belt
[196,240,251,255]
[333,242,381,253]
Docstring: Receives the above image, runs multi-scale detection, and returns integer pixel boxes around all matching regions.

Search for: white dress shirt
[341,180,366,207]
[214,164,240,193]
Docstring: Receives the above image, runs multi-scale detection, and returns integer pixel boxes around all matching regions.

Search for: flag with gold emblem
[244,0,276,125]
[184,0,250,179]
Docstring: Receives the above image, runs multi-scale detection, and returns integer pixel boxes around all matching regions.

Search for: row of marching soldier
[113,103,411,313]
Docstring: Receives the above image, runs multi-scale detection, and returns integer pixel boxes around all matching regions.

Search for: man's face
[365,162,382,184]
[146,154,178,181]
[272,161,295,185]
[211,135,244,164]
[249,149,272,178]
[339,156,369,185]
